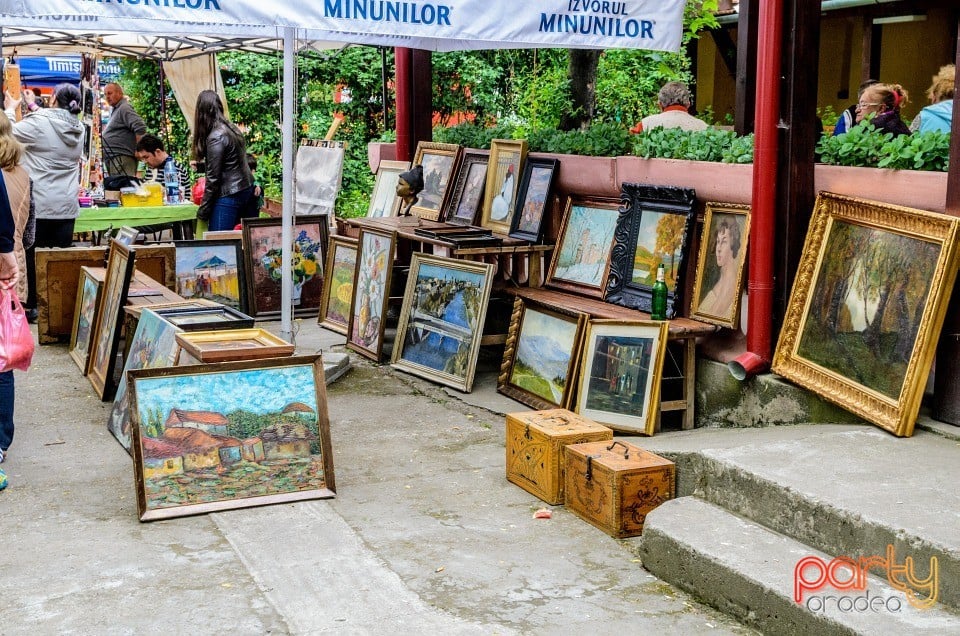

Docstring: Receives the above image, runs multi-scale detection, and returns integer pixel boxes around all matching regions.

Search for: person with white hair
[630,81,709,134]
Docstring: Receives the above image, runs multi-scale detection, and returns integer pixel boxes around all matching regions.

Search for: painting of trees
[654,213,689,279]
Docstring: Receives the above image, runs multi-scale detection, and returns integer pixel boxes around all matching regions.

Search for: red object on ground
[192,177,206,205]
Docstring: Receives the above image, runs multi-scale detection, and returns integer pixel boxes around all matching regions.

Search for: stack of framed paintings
[347,228,395,361]
[318,236,359,335]
[152,304,255,331]
[391,254,495,392]
[498,296,587,410]
[605,184,696,318]
[575,320,669,436]
[689,203,751,328]
[481,139,527,235]
[88,239,137,401]
[175,329,295,364]
[773,192,960,438]
[174,239,247,313]
[68,266,105,374]
[367,160,411,218]
[128,355,335,521]
[440,149,488,226]
[546,196,620,299]
[242,215,329,318]
[410,142,461,221]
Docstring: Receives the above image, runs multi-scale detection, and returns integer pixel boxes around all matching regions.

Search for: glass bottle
[651,263,668,320]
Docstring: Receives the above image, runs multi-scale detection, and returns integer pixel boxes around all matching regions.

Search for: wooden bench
[507,286,720,432]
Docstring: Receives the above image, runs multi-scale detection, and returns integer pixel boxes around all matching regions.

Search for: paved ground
[0,318,754,635]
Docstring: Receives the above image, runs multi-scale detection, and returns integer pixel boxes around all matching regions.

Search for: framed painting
[481,139,528,235]
[772,192,960,437]
[203,230,243,241]
[88,239,136,401]
[242,215,329,318]
[575,320,669,436]
[410,142,461,221]
[391,254,495,392]
[107,308,183,453]
[318,236,358,335]
[174,239,247,313]
[440,149,488,226]
[153,305,255,331]
[128,355,335,521]
[545,196,620,299]
[605,184,697,318]
[689,203,751,328]
[346,228,395,361]
[367,159,411,218]
[498,296,587,410]
[175,329,295,363]
[114,226,140,247]
[68,266,106,374]
[509,157,559,243]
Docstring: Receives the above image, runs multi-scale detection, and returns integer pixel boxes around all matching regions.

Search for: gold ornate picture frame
[772,192,960,437]
[690,203,751,328]
[481,139,528,235]
[410,142,461,221]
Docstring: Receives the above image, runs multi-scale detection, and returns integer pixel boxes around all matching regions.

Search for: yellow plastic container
[120,182,164,207]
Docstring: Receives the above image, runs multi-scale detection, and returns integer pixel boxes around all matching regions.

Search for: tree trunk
[559,50,600,131]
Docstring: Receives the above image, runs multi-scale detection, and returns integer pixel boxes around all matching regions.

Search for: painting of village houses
[174,240,246,312]
[128,356,334,520]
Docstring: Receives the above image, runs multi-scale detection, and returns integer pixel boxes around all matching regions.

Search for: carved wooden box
[563,440,674,538]
[505,409,612,505]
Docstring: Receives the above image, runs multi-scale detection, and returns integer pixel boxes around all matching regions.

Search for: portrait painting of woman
[691,204,751,328]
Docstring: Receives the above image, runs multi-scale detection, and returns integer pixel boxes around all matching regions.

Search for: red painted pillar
[394,47,413,162]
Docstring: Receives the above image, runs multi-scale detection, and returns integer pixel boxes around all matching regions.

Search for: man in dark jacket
[102,83,146,177]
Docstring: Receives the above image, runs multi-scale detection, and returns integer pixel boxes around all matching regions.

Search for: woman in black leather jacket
[192,90,255,231]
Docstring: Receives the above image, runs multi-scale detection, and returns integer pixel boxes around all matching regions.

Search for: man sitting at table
[135,134,191,200]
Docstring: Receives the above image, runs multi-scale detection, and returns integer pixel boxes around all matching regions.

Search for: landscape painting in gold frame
[575,320,669,436]
[772,192,960,437]
[481,139,528,235]
[175,329,295,363]
[689,203,751,328]
[410,142,460,221]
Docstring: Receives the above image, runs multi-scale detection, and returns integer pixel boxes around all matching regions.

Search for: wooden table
[508,286,720,432]
[344,216,554,288]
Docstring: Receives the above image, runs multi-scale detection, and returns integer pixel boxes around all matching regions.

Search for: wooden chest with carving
[563,440,675,538]
[505,409,612,505]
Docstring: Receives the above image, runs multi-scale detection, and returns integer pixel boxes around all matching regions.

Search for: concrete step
[636,497,960,636]
[626,425,960,613]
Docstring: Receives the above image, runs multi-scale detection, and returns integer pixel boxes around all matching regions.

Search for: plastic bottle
[163,159,181,205]
[651,263,668,320]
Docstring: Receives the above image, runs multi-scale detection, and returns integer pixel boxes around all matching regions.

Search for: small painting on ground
[129,355,335,521]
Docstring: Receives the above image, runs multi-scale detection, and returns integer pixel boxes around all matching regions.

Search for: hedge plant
[816,122,950,172]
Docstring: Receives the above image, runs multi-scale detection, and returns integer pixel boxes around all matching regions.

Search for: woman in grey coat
[3,83,84,317]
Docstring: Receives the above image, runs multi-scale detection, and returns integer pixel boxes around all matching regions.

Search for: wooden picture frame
[772,192,960,437]
[153,305,255,331]
[36,244,175,343]
[481,139,528,235]
[391,254,495,392]
[498,296,587,410]
[690,203,751,328]
[114,226,140,247]
[203,230,243,241]
[605,184,697,318]
[440,149,488,226]
[108,308,184,453]
[545,196,620,299]
[575,319,669,436]
[241,215,329,318]
[174,239,247,313]
[129,355,335,521]
[410,142,461,221]
[509,157,559,243]
[88,239,136,401]
[175,329,295,363]
[346,228,395,361]
[367,159,411,218]
[68,266,105,374]
[318,236,358,335]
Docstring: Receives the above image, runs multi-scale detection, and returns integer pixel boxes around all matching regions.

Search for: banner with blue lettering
[18,56,121,86]
[0,0,687,52]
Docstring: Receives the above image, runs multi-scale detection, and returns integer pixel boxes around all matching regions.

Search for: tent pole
[280,26,295,342]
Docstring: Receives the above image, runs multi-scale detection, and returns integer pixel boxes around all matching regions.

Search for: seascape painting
[501,302,585,409]
[795,220,939,400]
[130,356,334,520]
[108,309,183,452]
[548,200,619,295]
[392,256,493,391]
[630,208,687,291]
[175,240,245,311]
[348,230,393,360]
[319,238,358,334]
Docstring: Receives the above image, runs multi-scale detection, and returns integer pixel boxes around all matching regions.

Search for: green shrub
[815,121,950,172]
[632,127,752,163]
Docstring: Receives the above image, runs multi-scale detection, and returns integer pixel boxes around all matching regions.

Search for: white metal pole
[279,26,295,341]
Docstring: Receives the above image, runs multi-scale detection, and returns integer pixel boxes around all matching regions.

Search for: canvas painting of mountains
[498,297,587,410]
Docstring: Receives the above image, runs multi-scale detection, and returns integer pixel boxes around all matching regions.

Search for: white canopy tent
[0,0,687,339]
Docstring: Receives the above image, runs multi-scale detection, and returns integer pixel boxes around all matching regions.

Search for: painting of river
[392,255,494,392]
[129,356,334,521]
